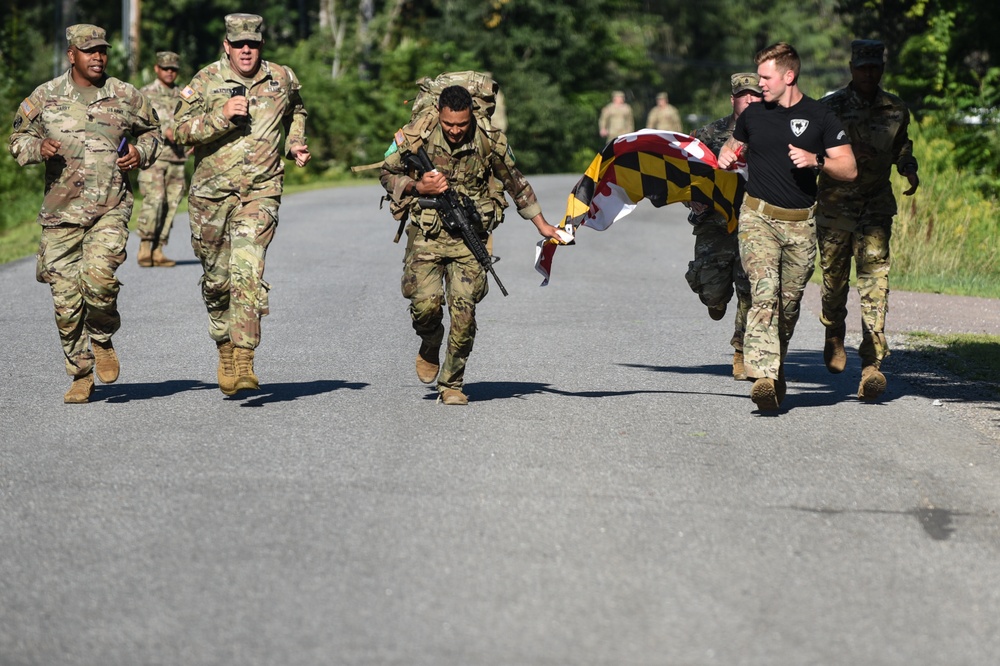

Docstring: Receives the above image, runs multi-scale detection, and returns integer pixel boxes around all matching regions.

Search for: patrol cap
[851,39,886,67]
[731,72,763,95]
[656,92,668,101]
[66,24,110,50]
[612,90,625,98]
[225,13,264,42]
[156,51,180,69]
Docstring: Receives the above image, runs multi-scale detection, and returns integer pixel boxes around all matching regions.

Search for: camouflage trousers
[189,194,278,349]
[35,211,129,377]
[817,219,892,367]
[684,220,751,350]
[738,207,817,380]
[136,160,186,245]
[402,225,488,391]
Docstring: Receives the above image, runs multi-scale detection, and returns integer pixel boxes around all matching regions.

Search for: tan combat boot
[824,323,847,373]
[137,240,153,267]
[415,342,440,384]
[858,365,887,401]
[217,340,237,395]
[64,372,94,404]
[732,350,747,381]
[92,339,120,384]
[233,347,260,392]
[439,388,468,405]
[750,377,779,411]
[775,364,787,404]
[151,244,176,267]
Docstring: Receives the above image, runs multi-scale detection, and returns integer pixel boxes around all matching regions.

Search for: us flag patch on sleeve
[180,86,195,100]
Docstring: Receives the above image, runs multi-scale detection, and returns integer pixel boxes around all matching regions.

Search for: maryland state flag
[535,129,746,285]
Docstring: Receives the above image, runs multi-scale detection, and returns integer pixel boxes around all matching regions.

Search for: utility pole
[53,0,78,77]
[122,0,141,78]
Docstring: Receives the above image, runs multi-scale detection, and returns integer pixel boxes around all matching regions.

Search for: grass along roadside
[0,176,377,266]
[901,332,1000,395]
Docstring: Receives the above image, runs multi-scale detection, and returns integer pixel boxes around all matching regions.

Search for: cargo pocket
[35,235,50,284]
[258,279,271,317]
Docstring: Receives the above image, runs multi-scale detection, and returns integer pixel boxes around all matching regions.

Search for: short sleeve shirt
[734,96,850,209]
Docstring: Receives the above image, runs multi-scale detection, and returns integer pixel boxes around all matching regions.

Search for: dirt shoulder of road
[802,284,1000,442]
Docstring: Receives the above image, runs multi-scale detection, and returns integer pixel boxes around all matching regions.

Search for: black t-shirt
[733,95,850,209]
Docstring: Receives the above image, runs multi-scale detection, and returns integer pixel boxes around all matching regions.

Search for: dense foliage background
[3,0,998,176]
[1,0,998,294]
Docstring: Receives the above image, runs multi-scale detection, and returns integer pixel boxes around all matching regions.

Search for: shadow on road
[97,379,216,402]
[233,379,368,407]
[93,378,369,405]
[461,381,741,403]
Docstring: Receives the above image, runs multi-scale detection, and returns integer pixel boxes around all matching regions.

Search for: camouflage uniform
[380,118,542,394]
[817,71,917,369]
[8,27,160,380]
[136,52,187,252]
[685,113,751,354]
[174,28,307,351]
[599,92,635,141]
[646,93,682,132]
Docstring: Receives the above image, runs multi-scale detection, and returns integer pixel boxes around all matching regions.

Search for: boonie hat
[225,13,264,42]
[156,51,180,69]
[731,72,763,95]
[66,24,110,50]
[851,39,886,67]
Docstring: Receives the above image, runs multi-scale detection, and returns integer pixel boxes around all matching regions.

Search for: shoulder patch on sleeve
[19,99,39,120]
[180,86,196,100]
[394,129,406,147]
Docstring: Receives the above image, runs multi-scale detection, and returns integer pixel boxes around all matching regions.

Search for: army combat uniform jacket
[817,83,917,230]
[380,119,542,237]
[599,103,634,141]
[647,104,682,132]
[9,70,161,227]
[140,78,186,164]
[174,57,307,201]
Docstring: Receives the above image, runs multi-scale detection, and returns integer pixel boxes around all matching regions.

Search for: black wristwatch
[814,154,825,172]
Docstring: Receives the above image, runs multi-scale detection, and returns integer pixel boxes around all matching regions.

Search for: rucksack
[353,71,509,239]
[409,70,498,123]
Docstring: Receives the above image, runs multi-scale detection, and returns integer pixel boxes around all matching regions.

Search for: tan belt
[744,195,816,222]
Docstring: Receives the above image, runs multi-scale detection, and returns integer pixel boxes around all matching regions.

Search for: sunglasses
[229,40,261,50]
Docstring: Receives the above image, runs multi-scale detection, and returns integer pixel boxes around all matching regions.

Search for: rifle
[404,146,508,297]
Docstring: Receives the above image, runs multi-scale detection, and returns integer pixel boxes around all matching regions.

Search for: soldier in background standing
[816,39,919,401]
[598,90,634,141]
[136,51,187,268]
[8,24,161,403]
[646,91,683,132]
[175,13,310,396]
[685,72,762,380]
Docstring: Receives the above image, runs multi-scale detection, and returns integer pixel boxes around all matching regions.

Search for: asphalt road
[2,177,999,665]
